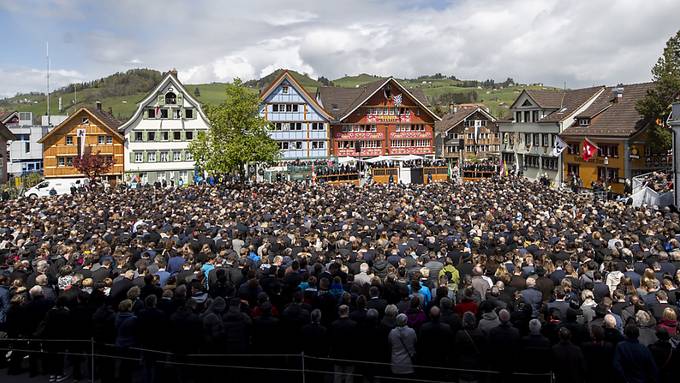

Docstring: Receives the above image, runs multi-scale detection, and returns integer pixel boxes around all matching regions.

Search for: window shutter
[143,110,148,119]
[142,131,147,141]
[177,93,183,106]
[130,151,135,163]
[157,95,165,105]
[168,151,173,162]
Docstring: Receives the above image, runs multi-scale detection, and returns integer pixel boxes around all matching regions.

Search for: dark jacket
[552,341,587,383]
[612,339,658,383]
[329,317,357,359]
[417,319,453,366]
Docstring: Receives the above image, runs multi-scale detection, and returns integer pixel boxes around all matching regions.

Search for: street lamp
[604,156,609,200]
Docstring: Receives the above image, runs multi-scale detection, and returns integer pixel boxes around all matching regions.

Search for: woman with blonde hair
[658,307,678,336]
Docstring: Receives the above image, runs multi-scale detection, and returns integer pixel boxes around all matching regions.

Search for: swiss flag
[581,138,598,162]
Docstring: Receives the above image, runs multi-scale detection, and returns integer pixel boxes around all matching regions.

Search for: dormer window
[81,117,89,124]
[578,118,590,127]
[165,91,177,105]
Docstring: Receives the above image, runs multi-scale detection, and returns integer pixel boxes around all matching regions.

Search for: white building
[118,69,210,186]
[1,111,49,176]
[499,86,605,185]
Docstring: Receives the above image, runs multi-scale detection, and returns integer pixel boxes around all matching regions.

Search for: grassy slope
[0,70,556,122]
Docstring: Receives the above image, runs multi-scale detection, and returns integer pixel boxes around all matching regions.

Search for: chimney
[96,101,102,111]
[108,107,113,115]
[169,68,178,77]
[449,103,457,113]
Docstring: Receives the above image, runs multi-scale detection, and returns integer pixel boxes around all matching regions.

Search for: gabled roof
[539,86,605,123]
[259,70,333,120]
[435,106,496,134]
[509,86,605,123]
[0,111,17,124]
[317,77,439,122]
[561,82,655,138]
[38,107,123,144]
[0,121,17,141]
[118,70,208,133]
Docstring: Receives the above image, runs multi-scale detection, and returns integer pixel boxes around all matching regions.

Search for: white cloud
[262,10,317,26]
[1,0,680,95]
[0,67,85,98]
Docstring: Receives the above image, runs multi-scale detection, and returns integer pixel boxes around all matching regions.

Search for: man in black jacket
[417,306,453,369]
[329,305,357,383]
[552,327,587,383]
[612,325,658,383]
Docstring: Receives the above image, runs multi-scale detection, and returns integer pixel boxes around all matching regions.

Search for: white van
[24,178,89,198]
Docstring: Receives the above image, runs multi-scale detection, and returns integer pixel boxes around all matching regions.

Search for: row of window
[448,132,500,140]
[270,122,325,131]
[391,139,431,148]
[145,108,194,120]
[277,141,327,150]
[567,143,619,157]
[132,131,195,142]
[271,104,301,113]
[64,135,113,145]
[338,140,382,149]
[446,145,500,153]
[514,110,543,123]
[523,155,558,170]
[395,124,425,132]
[567,164,619,181]
[57,155,113,167]
[341,125,377,133]
[521,133,556,147]
[463,119,488,127]
[133,151,193,163]
[366,107,419,116]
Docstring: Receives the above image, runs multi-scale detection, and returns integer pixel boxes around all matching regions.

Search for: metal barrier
[0,337,554,383]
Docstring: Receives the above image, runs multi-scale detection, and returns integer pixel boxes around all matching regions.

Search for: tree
[636,30,680,151]
[189,78,279,179]
[194,87,201,97]
[73,150,114,183]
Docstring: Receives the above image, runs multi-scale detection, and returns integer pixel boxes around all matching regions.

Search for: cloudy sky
[0,0,678,97]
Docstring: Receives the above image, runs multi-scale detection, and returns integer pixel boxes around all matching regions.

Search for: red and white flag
[155,105,160,118]
[581,138,598,162]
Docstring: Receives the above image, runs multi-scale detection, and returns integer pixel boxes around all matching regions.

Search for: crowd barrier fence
[0,337,554,383]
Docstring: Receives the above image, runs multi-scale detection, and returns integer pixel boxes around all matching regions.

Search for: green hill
[0,69,557,122]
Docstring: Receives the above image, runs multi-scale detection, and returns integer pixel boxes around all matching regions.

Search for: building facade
[435,105,499,165]
[38,105,124,180]
[317,78,440,158]
[1,111,49,176]
[259,70,332,161]
[560,82,667,194]
[499,86,605,184]
[119,70,210,186]
[0,120,16,185]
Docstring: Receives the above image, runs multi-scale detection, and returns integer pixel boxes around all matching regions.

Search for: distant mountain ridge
[0,68,555,122]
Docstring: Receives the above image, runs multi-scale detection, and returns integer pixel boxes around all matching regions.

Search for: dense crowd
[640,172,674,193]
[0,178,679,383]
[462,160,498,173]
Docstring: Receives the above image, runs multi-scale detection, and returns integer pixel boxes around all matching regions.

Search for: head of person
[396,313,408,328]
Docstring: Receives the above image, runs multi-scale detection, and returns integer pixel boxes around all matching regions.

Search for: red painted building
[317,78,441,158]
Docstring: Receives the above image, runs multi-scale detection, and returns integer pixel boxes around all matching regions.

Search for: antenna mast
[46,41,51,126]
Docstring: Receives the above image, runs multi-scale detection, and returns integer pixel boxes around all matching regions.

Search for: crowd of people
[0,177,679,383]
[462,160,499,173]
[639,172,674,194]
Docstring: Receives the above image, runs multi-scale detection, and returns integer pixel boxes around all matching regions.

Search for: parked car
[24,178,89,198]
